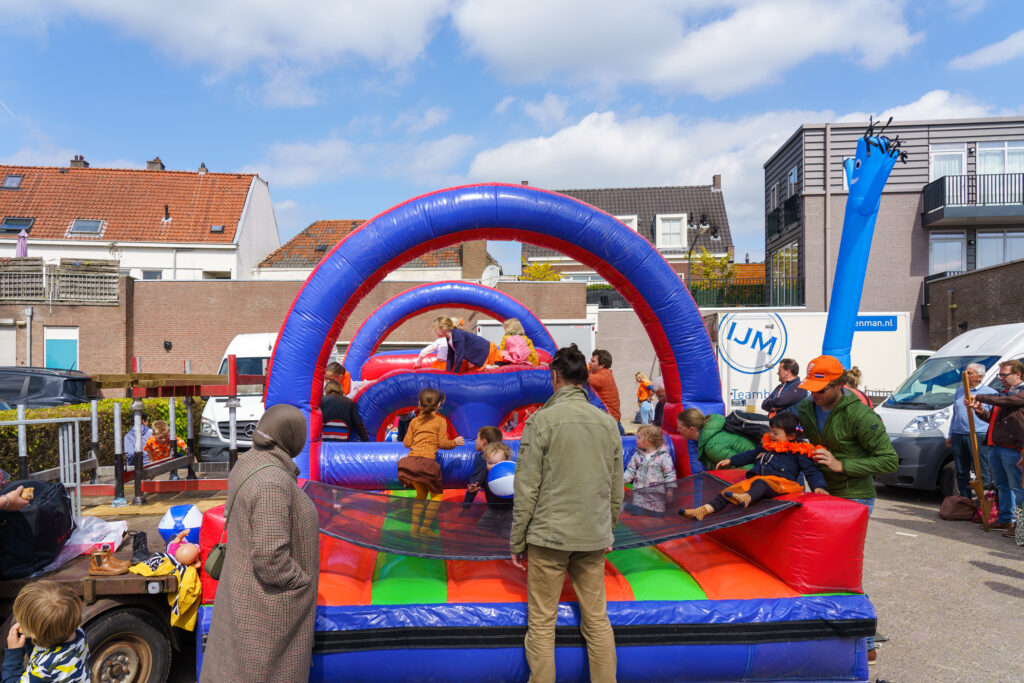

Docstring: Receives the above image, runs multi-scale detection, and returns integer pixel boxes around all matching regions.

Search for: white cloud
[453,0,920,98]
[836,90,998,123]
[494,96,517,115]
[949,29,1024,70]
[947,0,985,17]
[523,93,570,129]
[244,137,361,187]
[259,66,320,107]
[394,134,475,184]
[394,106,451,134]
[0,145,143,169]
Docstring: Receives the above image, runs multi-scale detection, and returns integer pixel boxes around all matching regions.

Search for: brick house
[764,116,1024,349]
[521,179,734,283]
[0,156,279,281]
[253,219,498,281]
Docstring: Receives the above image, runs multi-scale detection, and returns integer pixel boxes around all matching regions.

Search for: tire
[84,607,171,683]
[938,459,957,498]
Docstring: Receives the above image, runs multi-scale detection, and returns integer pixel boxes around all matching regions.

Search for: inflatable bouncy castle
[196,184,877,682]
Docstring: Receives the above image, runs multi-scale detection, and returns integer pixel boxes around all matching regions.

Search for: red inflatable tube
[708,492,869,594]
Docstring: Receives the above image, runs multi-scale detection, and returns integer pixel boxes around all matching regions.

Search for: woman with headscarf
[200,405,320,683]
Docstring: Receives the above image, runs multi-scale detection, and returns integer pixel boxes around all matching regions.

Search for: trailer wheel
[85,608,170,683]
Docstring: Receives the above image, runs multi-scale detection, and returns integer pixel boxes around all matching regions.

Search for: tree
[689,248,734,306]
[519,260,562,281]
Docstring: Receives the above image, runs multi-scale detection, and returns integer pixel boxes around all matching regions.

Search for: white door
[0,325,15,365]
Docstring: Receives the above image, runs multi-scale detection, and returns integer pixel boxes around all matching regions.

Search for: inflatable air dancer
[821,118,908,367]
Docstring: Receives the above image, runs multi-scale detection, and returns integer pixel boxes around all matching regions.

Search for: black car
[0,367,96,408]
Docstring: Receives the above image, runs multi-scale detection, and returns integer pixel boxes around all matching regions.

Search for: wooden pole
[963,370,992,532]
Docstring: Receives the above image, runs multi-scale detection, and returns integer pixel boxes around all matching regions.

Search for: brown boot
[89,549,130,576]
[418,498,441,538]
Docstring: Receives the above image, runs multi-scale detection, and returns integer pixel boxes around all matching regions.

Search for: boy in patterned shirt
[3,580,90,682]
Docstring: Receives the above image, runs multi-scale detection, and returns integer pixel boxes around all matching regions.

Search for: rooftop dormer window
[70,219,103,234]
[1,217,33,234]
[210,224,224,234]
[2,175,23,189]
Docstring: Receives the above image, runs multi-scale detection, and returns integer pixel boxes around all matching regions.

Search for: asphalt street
[865,485,1023,682]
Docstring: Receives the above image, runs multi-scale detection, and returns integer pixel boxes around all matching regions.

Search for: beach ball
[487,461,516,499]
[158,504,203,544]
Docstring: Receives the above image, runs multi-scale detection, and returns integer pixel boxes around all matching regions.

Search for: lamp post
[685,214,717,293]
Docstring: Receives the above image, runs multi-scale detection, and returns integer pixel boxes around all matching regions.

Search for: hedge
[0,398,206,476]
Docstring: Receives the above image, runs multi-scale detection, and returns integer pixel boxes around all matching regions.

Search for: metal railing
[923,173,1024,213]
[0,258,119,304]
[690,276,803,307]
[765,208,782,238]
[782,195,800,228]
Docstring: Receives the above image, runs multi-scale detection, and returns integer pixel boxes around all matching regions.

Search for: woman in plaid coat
[201,405,320,682]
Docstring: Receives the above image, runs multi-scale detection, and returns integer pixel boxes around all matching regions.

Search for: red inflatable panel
[666,434,691,477]
[318,536,377,606]
[198,504,226,602]
[446,558,634,604]
[709,493,868,594]
[657,536,799,601]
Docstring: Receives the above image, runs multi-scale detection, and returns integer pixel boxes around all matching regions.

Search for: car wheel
[85,608,170,683]
[938,459,957,498]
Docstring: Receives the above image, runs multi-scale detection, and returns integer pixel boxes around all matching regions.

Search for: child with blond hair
[4,580,90,682]
[498,318,539,366]
[398,388,465,538]
[623,425,676,514]
[434,316,500,373]
[635,372,655,424]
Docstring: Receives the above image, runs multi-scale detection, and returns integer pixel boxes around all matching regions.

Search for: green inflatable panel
[371,490,448,605]
[607,547,707,601]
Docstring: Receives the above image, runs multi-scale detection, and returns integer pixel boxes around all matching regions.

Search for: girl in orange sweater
[398,388,465,538]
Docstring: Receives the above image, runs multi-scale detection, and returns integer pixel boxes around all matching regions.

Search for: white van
[198,333,276,461]
[875,324,1024,496]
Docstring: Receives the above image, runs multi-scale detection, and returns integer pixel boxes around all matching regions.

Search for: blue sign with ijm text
[854,316,897,332]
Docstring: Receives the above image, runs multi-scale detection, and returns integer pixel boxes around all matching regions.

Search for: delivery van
[198,333,276,461]
[874,324,1024,496]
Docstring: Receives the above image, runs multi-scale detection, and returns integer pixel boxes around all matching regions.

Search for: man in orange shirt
[589,349,624,435]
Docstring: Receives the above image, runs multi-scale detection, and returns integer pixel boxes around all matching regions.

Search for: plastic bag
[32,516,128,577]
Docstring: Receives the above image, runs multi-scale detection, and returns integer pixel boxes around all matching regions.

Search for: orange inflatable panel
[657,536,799,601]
[318,536,378,606]
[446,557,634,604]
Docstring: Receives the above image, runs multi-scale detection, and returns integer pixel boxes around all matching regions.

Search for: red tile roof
[259,219,466,270]
[0,164,256,244]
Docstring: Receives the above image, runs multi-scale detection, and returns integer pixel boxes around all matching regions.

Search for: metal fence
[923,173,1024,213]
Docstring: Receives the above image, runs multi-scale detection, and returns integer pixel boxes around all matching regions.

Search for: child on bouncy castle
[463,425,503,506]
[435,315,500,374]
[472,442,515,537]
[681,412,828,521]
[398,387,465,538]
[415,319,463,370]
[497,318,539,366]
[623,425,676,515]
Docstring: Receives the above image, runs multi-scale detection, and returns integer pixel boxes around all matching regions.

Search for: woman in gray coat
[201,405,320,682]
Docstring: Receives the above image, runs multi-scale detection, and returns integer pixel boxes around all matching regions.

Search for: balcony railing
[0,258,120,305]
[782,194,800,228]
[690,276,803,308]
[765,208,782,238]
[923,173,1024,214]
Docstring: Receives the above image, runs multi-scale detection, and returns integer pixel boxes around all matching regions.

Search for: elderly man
[761,358,807,417]
[512,344,623,683]
[946,363,995,499]
[796,354,897,665]
[971,359,1024,538]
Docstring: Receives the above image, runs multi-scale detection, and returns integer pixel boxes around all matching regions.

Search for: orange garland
[760,433,818,457]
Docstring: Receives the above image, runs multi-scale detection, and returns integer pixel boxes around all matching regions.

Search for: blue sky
[2,1,1023,273]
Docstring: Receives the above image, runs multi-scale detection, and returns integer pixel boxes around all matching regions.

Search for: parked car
[875,324,1024,496]
[0,367,96,408]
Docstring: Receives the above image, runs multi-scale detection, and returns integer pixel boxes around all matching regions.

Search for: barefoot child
[398,388,465,537]
[4,580,90,682]
[498,318,539,366]
[681,412,828,521]
[623,425,676,514]
[463,426,503,506]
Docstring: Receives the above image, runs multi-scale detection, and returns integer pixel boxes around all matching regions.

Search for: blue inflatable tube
[822,130,901,368]
[264,184,723,479]
[343,281,557,380]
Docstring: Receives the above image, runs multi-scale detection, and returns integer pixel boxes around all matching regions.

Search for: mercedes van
[198,333,276,461]
[875,324,1024,496]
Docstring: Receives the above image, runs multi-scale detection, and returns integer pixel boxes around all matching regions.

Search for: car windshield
[217,357,267,396]
[886,355,1000,410]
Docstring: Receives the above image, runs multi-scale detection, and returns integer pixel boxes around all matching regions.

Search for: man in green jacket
[512,344,623,683]
[797,354,897,665]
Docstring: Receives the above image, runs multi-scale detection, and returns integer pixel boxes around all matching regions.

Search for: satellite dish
[480,265,500,288]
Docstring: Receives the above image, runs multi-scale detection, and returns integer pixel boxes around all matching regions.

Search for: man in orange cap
[796,354,897,664]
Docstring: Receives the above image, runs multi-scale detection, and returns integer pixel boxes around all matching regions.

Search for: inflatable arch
[266,184,723,479]
[343,280,557,381]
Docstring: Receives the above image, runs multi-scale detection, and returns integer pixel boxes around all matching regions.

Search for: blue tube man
[821,121,907,368]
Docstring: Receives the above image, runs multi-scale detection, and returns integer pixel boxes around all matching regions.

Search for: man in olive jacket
[512,344,623,683]
[797,355,898,503]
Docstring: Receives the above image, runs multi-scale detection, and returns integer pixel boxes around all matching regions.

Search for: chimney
[69,155,89,169]
[198,162,208,174]
[147,156,165,171]
[712,174,722,191]
[521,180,529,186]
[460,240,488,280]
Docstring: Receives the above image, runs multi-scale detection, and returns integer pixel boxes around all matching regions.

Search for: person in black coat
[321,380,370,442]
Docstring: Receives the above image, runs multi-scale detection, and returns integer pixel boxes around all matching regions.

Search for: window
[70,219,102,234]
[769,183,779,212]
[841,156,854,192]
[2,174,23,189]
[141,270,163,280]
[978,140,1024,174]
[787,166,799,197]
[770,241,800,306]
[977,230,1024,269]
[655,213,687,249]
[210,224,224,233]
[615,215,638,232]
[44,327,79,371]
[1,217,33,234]
[929,233,965,274]
[929,143,966,181]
